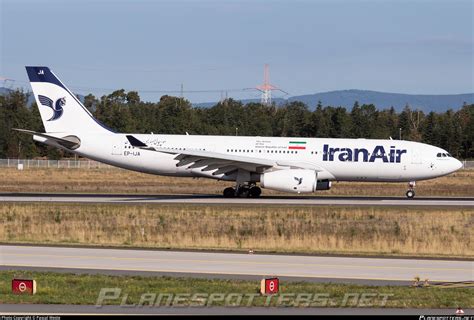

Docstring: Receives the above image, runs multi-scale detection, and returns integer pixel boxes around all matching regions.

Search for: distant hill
[288,90,473,112]
[196,89,474,112]
[0,87,13,95]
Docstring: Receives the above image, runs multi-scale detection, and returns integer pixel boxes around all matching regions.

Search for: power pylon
[255,64,287,105]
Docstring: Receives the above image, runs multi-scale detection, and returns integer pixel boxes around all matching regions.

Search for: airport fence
[0,158,473,169]
[0,158,115,169]
[462,160,474,169]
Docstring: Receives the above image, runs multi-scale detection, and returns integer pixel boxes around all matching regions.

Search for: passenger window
[437,153,441,157]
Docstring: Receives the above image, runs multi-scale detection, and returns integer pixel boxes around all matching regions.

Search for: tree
[107,89,127,104]
[349,101,363,138]
[457,104,474,158]
[126,91,140,105]
[0,90,471,159]
[307,105,330,137]
[83,94,98,112]
[278,101,310,137]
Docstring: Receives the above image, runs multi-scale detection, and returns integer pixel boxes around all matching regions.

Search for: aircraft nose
[454,158,463,171]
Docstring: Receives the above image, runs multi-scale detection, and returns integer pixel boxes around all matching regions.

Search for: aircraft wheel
[406,190,415,199]
[223,187,235,198]
[238,186,250,198]
[249,186,262,198]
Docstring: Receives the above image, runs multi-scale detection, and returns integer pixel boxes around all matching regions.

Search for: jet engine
[260,169,331,193]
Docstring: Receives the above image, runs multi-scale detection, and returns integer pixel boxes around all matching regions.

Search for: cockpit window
[436,152,452,158]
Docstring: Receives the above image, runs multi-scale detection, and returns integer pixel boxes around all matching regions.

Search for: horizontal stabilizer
[13,128,81,150]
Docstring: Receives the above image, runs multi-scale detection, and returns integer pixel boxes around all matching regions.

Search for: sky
[1,0,473,103]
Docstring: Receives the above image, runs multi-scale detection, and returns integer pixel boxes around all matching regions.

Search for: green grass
[0,270,472,308]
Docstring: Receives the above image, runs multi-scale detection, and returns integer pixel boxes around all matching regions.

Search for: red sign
[12,279,36,295]
[260,277,279,295]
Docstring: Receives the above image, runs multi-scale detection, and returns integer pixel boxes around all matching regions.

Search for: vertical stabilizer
[26,66,111,133]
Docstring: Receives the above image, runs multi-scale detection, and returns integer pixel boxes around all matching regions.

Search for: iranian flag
[288,141,306,150]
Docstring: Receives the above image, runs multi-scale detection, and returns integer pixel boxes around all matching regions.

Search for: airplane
[16,66,463,199]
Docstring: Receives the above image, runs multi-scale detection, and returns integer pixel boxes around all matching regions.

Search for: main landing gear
[223,184,261,198]
[406,181,416,199]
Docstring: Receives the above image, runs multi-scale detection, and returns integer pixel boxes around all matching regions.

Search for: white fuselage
[44,132,462,183]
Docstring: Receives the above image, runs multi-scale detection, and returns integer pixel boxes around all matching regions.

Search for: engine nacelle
[260,169,331,193]
[316,180,331,191]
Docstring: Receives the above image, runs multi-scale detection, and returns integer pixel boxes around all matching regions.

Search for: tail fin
[26,66,112,133]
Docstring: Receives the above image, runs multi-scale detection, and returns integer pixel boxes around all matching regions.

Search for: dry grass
[0,167,472,197]
[0,203,472,258]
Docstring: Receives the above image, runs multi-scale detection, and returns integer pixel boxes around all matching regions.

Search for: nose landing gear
[406,181,416,199]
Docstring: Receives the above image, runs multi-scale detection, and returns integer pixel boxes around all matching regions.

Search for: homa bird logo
[294,176,303,185]
[38,95,65,121]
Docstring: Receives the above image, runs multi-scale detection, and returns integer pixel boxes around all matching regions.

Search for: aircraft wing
[126,135,323,176]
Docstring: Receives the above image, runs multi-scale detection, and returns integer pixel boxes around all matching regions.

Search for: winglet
[126,135,148,147]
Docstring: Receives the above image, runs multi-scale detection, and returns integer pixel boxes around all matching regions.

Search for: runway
[1,192,473,207]
[1,245,472,284]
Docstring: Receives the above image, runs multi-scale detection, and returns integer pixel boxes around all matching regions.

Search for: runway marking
[2,252,471,272]
[0,263,458,283]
